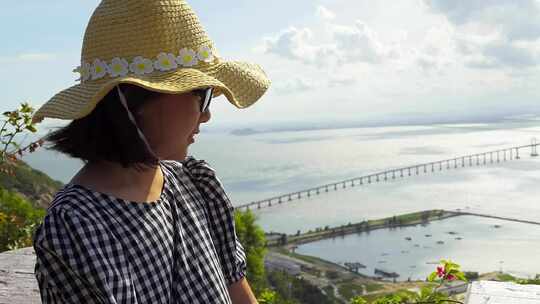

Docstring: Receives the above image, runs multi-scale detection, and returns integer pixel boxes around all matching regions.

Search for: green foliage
[234,209,268,294]
[350,296,368,304]
[463,272,479,281]
[347,260,467,304]
[325,270,340,280]
[338,281,365,300]
[497,273,540,285]
[0,187,45,252]
[258,288,278,304]
[496,273,516,282]
[1,102,39,164]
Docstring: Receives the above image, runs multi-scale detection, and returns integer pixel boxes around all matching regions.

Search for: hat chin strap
[116,86,160,161]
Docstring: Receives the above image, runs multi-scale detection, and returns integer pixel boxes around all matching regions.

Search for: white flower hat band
[32,0,271,124]
[75,46,216,82]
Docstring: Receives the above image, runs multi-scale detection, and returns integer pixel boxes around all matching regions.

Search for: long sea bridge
[236,140,540,211]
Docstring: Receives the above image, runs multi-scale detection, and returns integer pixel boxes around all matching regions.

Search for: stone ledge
[0,247,40,303]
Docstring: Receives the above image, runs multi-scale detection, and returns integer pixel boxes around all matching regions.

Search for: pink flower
[447,274,456,281]
[437,266,446,278]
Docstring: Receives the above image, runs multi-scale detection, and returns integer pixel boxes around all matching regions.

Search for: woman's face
[136,91,211,161]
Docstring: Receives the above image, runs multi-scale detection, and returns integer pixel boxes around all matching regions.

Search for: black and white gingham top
[32,156,247,303]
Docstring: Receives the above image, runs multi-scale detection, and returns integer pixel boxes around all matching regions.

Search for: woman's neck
[70,160,164,203]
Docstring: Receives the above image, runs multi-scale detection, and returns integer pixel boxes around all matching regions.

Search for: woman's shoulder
[160,156,217,182]
[46,183,96,213]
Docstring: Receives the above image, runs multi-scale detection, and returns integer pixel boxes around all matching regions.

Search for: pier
[237,142,540,211]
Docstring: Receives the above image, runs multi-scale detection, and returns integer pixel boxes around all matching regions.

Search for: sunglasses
[192,87,214,113]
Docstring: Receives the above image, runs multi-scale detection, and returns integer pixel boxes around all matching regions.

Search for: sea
[22,118,540,280]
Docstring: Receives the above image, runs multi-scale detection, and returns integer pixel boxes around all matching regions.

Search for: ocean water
[23,119,540,276]
[295,215,540,280]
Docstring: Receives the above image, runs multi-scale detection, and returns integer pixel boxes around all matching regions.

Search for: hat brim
[31,60,270,124]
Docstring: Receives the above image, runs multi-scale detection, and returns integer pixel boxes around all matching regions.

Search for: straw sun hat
[31,0,271,124]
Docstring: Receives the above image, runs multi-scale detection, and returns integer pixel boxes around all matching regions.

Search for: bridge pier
[392,171,396,179]
[423,164,427,173]
[258,202,261,209]
[408,168,411,176]
[415,166,419,175]
[516,148,520,159]
[325,186,328,192]
[288,195,292,201]
[400,170,404,178]
[368,176,372,183]
[376,175,380,182]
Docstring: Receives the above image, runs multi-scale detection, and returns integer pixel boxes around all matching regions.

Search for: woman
[31,0,270,303]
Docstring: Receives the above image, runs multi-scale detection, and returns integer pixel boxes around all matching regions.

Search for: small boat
[493,224,502,228]
[413,244,420,247]
[447,231,458,235]
[381,253,389,256]
[425,234,432,237]
[436,241,444,245]
[405,237,412,241]
[455,237,463,240]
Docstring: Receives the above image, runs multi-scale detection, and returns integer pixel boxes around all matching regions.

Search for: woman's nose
[199,109,211,123]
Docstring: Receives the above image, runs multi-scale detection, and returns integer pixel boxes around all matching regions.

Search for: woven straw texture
[32,0,270,124]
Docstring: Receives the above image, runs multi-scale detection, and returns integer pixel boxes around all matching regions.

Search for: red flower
[437,266,446,278]
[447,274,456,281]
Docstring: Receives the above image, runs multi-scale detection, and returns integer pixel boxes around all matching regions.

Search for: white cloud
[316,5,336,20]
[261,26,336,66]
[273,77,316,95]
[261,18,402,67]
[424,0,540,69]
[0,52,56,63]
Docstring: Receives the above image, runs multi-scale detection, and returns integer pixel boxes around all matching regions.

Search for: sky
[2,0,540,134]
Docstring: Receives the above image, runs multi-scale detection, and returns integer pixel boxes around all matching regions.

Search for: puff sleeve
[181,156,248,286]
[32,206,128,304]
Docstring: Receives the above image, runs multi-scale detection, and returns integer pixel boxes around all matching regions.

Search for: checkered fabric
[32,156,247,303]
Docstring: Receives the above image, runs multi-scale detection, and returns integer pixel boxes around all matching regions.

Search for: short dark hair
[44,83,162,171]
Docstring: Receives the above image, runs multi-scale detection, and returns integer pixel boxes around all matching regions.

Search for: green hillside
[0,159,63,209]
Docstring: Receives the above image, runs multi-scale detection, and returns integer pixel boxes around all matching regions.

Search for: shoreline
[266,209,459,247]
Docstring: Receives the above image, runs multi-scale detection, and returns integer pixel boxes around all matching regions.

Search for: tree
[0,187,45,252]
[0,103,46,253]
[234,209,268,294]
[0,102,43,175]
